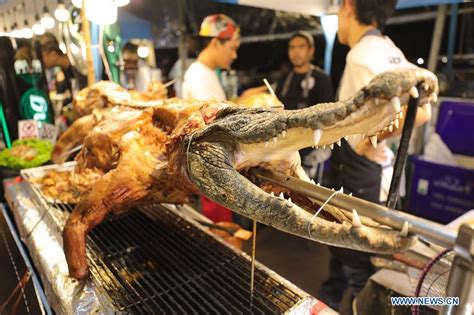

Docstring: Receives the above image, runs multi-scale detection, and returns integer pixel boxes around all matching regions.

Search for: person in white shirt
[182,14,240,102]
[181,14,241,223]
[320,0,431,312]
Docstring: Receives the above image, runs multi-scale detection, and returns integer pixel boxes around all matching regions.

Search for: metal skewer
[161,78,177,89]
[53,144,84,162]
[250,168,457,249]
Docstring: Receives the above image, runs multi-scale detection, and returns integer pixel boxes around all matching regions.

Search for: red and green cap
[199,14,240,40]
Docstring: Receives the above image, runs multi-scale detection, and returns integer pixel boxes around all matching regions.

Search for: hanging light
[70,42,80,54]
[11,8,23,38]
[21,26,33,38]
[114,0,130,7]
[59,42,67,54]
[107,42,116,53]
[41,4,55,29]
[11,23,23,38]
[33,14,46,35]
[137,45,150,58]
[54,0,70,22]
[30,1,45,36]
[0,13,6,36]
[72,0,82,8]
[21,19,33,38]
[86,0,117,25]
[21,2,33,39]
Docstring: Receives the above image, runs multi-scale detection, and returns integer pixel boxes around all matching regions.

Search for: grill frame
[14,162,318,314]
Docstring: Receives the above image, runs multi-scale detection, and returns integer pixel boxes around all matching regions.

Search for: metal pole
[446,3,459,82]
[441,224,473,315]
[428,4,447,72]
[250,169,457,249]
[177,0,186,93]
[415,5,447,155]
[82,0,95,86]
[386,88,419,210]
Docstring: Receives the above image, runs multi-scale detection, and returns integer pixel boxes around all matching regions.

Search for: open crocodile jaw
[188,68,438,255]
[234,69,438,170]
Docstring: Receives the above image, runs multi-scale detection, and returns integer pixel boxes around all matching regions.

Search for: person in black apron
[318,0,402,312]
[275,31,334,179]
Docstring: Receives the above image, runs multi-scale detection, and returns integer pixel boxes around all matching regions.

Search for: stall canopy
[216,0,469,15]
[211,0,331,16]
[118,10,153,44]
[397,0,468,9]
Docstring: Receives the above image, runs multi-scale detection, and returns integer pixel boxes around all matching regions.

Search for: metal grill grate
[51,201,304,314]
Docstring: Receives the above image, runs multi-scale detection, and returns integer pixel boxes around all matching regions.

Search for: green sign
[19,88,52,123]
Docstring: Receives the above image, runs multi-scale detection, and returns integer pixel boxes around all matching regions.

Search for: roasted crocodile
[72,80,169,118]
[48,69,438,280]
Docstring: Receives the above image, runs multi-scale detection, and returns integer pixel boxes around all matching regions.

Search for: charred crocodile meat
[49,69,437,279]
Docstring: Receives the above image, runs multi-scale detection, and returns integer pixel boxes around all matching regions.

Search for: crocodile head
[186,68,438,254]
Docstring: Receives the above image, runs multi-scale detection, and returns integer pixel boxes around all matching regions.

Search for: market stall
[0,1,473,314]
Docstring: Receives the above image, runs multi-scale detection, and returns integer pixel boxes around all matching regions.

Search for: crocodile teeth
[388,125,393,132]
[286,197,293,208]
[431,93,438,103]
[322,145,326,149]
[344,136,348,141]
[374,98,380,105]
[273,137,277,143]
[422,103,432,117]
[270,192,274,197]
[394,119,399,129]
[409,87,419,98]
[369,135,377,148]
[352,209,362,228]
[281,130,287,138]
[391,97,401,112]
[278,192,284,200]
[310,179,316,184]
[313,129,322,146]
[330,143,334,150]
[424,83,430,91]
[400,221,409,237]
[399,111,404,119]
[336,140,341,147]
[317,182,321,186]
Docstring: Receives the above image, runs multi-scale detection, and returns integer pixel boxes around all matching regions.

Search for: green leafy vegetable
[0,138,53,170]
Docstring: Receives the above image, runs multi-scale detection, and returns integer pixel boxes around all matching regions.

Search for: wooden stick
[82,0,95,85]
[263,78,276,98]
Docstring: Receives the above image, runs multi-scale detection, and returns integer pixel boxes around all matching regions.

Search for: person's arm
[376,106,430,141]
[354,96,430,162]
[345,62,430,160]
[237,85,267,102]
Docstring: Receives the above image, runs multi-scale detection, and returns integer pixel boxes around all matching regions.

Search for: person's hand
[354,138,388,164]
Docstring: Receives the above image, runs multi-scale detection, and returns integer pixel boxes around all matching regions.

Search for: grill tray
[17,163,317,314]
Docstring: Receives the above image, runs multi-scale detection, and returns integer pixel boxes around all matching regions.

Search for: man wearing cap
[182,14,240,101]
[274,31,334,179]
